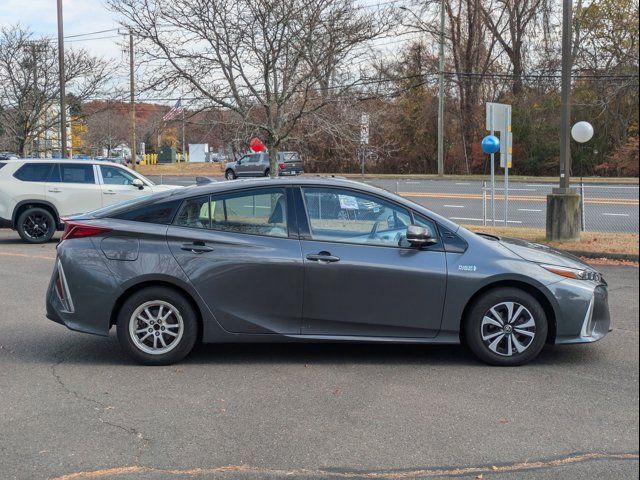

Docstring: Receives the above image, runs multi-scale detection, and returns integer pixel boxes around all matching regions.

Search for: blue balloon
[481,135,500,154]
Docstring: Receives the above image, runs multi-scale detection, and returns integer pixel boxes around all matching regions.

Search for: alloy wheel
[481,301,536,357]
[129,300,184,355]
[22,213,51,240]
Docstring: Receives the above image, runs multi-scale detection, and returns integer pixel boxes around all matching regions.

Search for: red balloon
[249,137,266,152]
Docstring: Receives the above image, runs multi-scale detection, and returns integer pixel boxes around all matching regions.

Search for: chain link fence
[364,179,639,234]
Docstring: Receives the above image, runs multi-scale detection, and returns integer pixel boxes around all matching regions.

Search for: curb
[563,250,639,262]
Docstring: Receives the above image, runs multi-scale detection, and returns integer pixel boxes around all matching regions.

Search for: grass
[136,163,638,184]
[468,225,639,256]
[137,162,224,176]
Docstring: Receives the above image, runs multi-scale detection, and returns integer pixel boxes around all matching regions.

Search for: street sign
[360,114,369,145]
[486,102,512,168]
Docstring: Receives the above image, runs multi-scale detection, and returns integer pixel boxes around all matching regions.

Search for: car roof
[3,158,125,167]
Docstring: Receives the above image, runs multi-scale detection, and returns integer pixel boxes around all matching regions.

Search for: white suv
[0,159,180,243]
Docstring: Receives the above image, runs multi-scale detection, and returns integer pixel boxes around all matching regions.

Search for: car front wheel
[16,207,56,244]
[116,287,199,365]
[464,287,548,366]
[225,169,236,180]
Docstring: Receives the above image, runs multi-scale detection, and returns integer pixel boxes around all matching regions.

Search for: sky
[0,0,123,59]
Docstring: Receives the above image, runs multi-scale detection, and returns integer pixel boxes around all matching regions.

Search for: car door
[235,155,253,177]
[297,186,447,338]
[98,164,150,205]
[166,187,303,334]
[45,163,102,216]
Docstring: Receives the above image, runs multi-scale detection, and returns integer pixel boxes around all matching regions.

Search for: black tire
[116,286,199,365]
[464,287,547,366]
[225,169,236,180]
[264,168,270,177]
[16,207,56,244]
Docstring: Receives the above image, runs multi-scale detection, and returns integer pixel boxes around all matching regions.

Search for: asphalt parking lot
[0,229,638,479]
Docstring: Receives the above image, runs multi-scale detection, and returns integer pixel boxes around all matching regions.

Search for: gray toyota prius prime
[46,177,610,365]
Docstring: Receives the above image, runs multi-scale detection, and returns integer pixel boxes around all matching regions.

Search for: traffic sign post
[486,103,512,225]
[360,114,369,178]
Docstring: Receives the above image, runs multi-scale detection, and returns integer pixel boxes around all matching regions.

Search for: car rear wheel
[264,168,270,177]
[16,207,56,244]
[225,169,236,180]
[116,287,199,365]
[464,287,547,366]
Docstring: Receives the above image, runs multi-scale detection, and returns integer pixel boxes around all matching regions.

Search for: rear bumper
[279,170,304,176]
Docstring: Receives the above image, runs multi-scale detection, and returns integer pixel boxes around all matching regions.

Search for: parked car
[0,152,19,160]
[224,152,304,179]
[0,158,181,243]
[45,177,610,366]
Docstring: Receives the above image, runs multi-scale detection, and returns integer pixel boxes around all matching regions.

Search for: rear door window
[210,188,288,237]
[13,163,53,182]
[49,163,95,184]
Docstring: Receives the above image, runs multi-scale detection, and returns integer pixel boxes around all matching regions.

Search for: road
[148,176,640,234]
[0,230,638,479]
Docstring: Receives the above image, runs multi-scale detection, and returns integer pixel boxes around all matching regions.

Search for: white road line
[451,217,483,222]
[518,208,542,212]
[443,205,465,208]
[602,213,630,217]
[455,182,471,185]
[405,181,421,184]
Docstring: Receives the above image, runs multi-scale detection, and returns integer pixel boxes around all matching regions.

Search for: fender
[12,199,62,228]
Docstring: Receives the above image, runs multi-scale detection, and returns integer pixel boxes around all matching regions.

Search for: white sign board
[486,103,512,168]
[360,114,369,145]
[188,143,208,163]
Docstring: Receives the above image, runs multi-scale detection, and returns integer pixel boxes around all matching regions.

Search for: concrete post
[546,188,581,241]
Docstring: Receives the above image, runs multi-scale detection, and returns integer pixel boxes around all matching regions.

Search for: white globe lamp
[571,121,594,143]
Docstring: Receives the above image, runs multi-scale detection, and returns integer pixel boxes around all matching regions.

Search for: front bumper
[552,281,611,344]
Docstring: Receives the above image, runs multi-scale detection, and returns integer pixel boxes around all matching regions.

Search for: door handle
[104,190,117,195]
[48,188,61,193]
[306,251,340,263]
[181,242,214,254]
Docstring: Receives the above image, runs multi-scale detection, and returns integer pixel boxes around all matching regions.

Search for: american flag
[163,99,184,121]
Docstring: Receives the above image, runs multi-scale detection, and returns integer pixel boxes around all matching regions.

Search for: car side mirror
[132,178,144,190]
[405,225,437,247]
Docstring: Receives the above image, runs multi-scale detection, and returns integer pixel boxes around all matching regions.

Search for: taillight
[278,162,286,170]
[60,221,112,241]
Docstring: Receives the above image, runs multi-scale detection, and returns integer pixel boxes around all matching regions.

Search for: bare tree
[108,0,388,175]
[0,25,112,156]
[479,0,548,94]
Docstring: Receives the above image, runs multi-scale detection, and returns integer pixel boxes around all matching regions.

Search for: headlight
[540,264,602,282]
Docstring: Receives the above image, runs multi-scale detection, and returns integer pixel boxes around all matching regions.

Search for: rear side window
[13,163,53,182]
[113,199,181,224]
[50,163,95,184]
[210,188,288,237]
[174,196,211,229]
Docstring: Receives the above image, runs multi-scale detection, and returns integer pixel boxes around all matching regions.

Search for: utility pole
[559,0,573,190]
[129,31,137,170]
[437,0,445,176]
[545,0,581,241]
[56,0,67,159]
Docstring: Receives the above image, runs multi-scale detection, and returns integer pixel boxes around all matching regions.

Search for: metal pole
[182,108,186,162]
[482,181,487,226]
[580,181,586,231]
[129,31,137,170]
[489,104,496,226]
[361,147,365,179]
[437,0,445,176]
[56,0,67,159]
[505,164,509,226]
[559,0,573,190]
